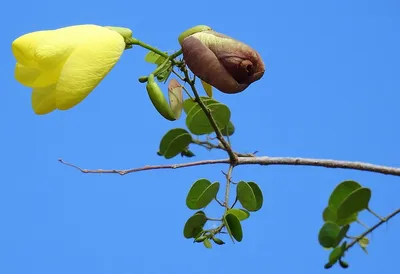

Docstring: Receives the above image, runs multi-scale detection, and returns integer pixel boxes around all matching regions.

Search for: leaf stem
[356,219,370,229]
[367,208,385,221]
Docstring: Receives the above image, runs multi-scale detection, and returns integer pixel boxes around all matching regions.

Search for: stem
[215,198,225,207]
[224,165,234,210]
[192,139,255,157]
[207,217,223,221]
[367,208,385,221]
[356,219,369,229]
[128,38,183,65]
[129,38,168,58]
[231,197,238,208]
[181,66,238,164]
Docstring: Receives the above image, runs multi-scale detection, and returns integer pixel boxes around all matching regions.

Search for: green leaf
[324,241,347,269]
[194,235,207,242]
[337,188,371,220]
[322,205,357,226]
[158,128,192,159]
[323,206,337,222]
[221,121,235,137]
[224,213,243,242]
[318,221,341,248]
[186,179,220,210]
[227,209,250,221]
[186,102,231,135]
[183,211,207,239]
[236,181,263,212]
[211,237,225,245]
[329,180,362,210]
[203,238,212,249]
[335,224,350,247]
[144,51,166,65]
[339,259,349,269]
[183,97,219,114]
[248,182,263,211]
[201,80,213,97]
[336,213,358,226]
[181,149,195,158]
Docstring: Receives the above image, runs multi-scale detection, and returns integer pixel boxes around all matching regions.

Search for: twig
[192,139,254,157]
[346,208,400,251]
[59,156,400,177]
[180,66,238,164]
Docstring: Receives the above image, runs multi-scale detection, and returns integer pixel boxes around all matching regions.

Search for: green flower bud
[146,74,176,121]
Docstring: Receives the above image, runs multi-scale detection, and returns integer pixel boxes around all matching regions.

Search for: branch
[346,208,400,251]
[58,156,400,177]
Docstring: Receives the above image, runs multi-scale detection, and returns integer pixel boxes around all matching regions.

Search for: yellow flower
[12,24,126,115]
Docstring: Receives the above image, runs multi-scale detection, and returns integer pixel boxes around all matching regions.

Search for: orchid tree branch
[58,156,400,177]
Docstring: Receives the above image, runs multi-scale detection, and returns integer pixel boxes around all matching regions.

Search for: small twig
[346,208,400,251]
[206,217,222,221]
[215,198,225,207]
[230,197,238,209]
[192,139,255,157]
[356,219,370,229]
[367,208,385,221]
[180,66,238,165]
[59,156,400,177]
[172,69,186,82]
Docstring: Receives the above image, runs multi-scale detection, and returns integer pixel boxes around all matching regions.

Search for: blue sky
[2,0,400,273]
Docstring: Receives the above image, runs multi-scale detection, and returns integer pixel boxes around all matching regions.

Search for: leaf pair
[323,180,371,226]
[183,97,233,136]
[186,179,220,210]
[158,128,192,159]
[237,181,263,212]
[183,211,207,239]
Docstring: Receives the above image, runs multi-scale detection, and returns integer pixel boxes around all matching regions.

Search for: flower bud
[179,26,265,94]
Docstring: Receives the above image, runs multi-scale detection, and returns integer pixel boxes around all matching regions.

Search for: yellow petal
[15,62,61,88]
[14,63,41,86]
[12,25,108,88]
[31,85,57,115]
[55,27,125,110]
[12,30,53,67]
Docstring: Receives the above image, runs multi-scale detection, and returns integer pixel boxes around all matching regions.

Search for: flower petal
[55,27,125,110]
[181,35,242,93]
[182,31,265,94]
[12,25,113,90]
[14,62,62,88]
[31,85,57,115]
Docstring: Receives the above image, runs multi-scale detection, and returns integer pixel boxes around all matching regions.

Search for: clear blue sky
[2,0,400,273]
